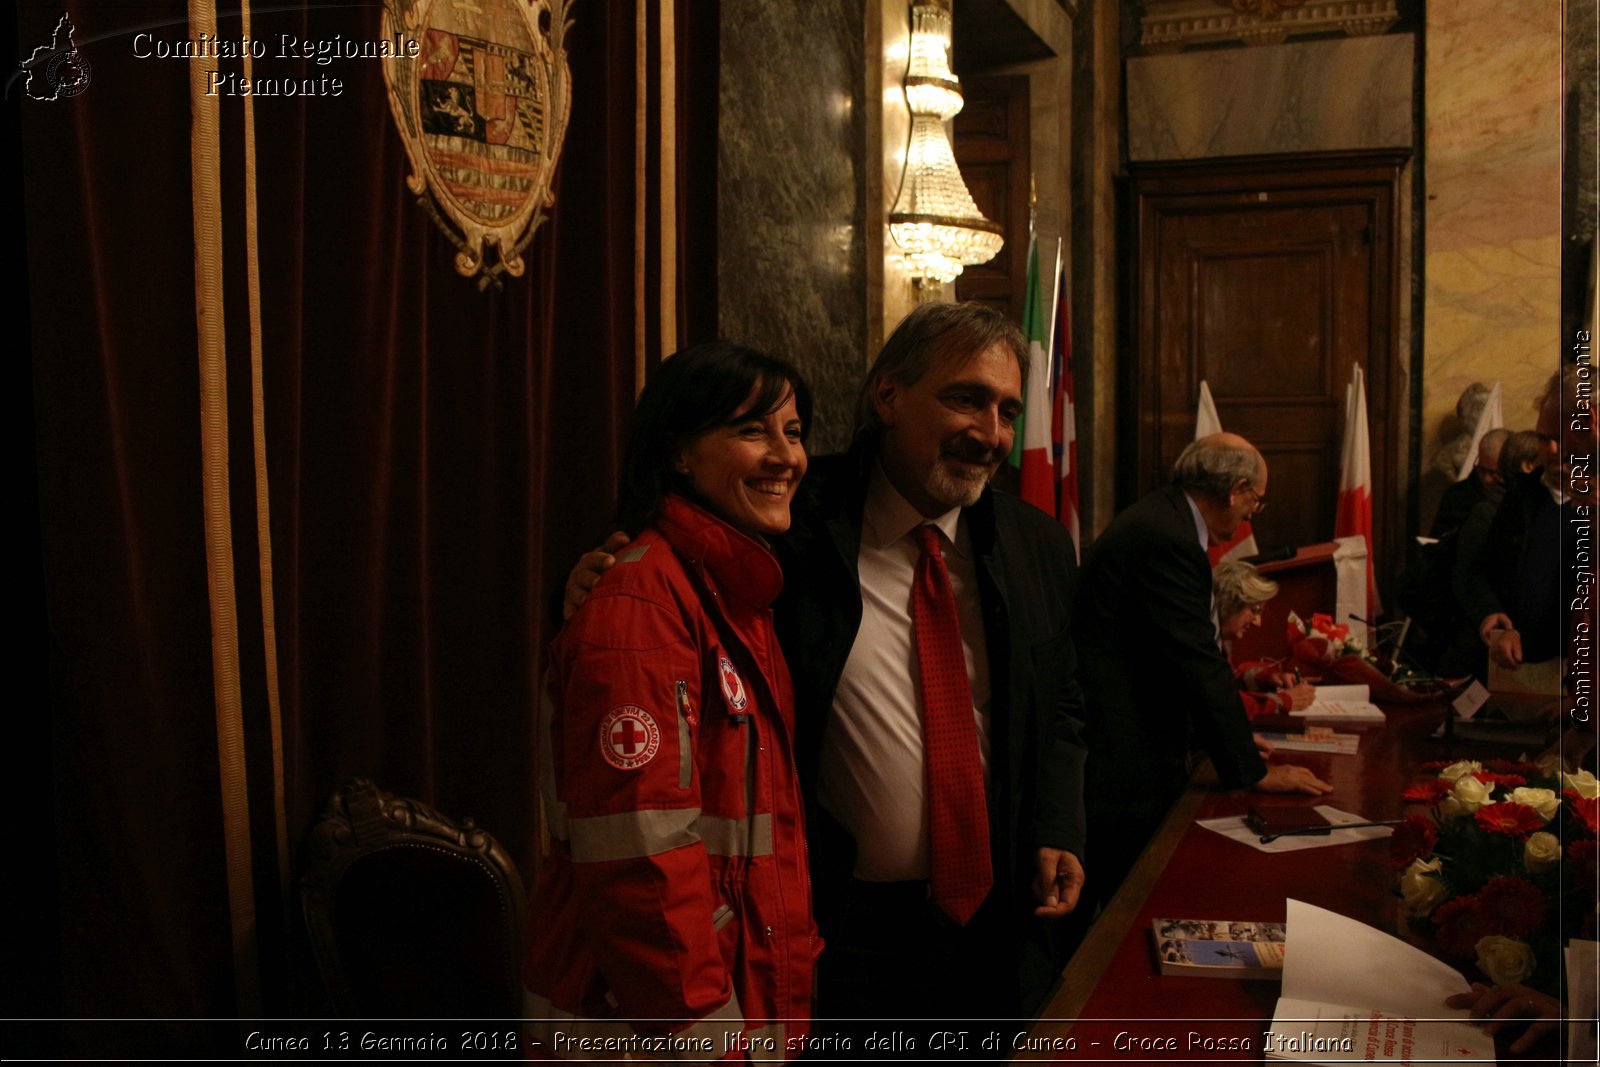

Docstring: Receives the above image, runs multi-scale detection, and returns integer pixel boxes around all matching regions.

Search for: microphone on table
[1349,613,1461,741]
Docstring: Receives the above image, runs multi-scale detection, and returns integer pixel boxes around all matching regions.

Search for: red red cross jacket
[524,495,818,1061]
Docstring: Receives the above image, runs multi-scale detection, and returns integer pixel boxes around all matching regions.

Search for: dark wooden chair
[300,778,525,1018]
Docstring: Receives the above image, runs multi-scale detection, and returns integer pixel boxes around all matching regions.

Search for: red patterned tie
[910,524,992,925]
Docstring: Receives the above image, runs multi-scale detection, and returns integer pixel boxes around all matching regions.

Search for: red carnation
[1389,814,1439,869]
[1475,876,1548,937]
[1402,779,1454,805]
[1474,802,1545,839]
[1485,758,1542,775]
[1563,792,1600,835]
[1433,896,1492,957]
[1478,772,1527,790]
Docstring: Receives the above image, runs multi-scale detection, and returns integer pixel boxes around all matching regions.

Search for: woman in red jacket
[525,342,819,1061]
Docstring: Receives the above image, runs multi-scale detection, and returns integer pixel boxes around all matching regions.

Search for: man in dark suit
[1073,433,1331,902]
[777,302,1086,1022]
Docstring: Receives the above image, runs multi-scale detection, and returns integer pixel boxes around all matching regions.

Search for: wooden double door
[1127,152,1408,586]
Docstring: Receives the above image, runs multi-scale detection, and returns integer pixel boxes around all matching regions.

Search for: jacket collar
[654,494,784,608]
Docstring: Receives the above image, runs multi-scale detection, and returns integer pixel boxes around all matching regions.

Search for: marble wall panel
[1125,35,1414,162]
[1423,2,1562,476]
[719,0,868,454]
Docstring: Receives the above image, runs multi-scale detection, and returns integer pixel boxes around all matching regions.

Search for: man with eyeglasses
[1072,433,1332,904]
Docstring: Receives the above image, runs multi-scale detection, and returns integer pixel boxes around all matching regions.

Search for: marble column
[718,0,868,454]
[1423,2,1563,467]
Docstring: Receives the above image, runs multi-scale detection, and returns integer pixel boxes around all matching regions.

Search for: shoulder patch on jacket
[617,544,650,564]
[598,705,661,770]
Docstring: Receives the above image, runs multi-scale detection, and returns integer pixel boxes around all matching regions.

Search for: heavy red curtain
[18,0,717,1052]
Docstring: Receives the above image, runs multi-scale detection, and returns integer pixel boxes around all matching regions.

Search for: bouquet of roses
[1392,757,1599,993]
[1288,611,1363,661]
[1285,611,1428,701]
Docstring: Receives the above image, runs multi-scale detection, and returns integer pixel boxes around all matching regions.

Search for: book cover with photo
[1152,918,1287,979]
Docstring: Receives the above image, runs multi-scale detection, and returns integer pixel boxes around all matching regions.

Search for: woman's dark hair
[616,341,813,536]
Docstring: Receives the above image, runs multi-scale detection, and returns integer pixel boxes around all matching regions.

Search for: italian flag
[1014,236,1059,516]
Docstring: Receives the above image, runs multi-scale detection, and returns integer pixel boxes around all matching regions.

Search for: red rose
[1433,896,1492,958]
[1475,876,1548,938]
[1389,814,1439,869]
[1474,802,1545,839]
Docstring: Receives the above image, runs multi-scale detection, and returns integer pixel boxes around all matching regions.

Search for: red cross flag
[1335,363,1381,619]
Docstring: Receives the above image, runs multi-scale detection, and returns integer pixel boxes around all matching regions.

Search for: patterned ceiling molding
[1139,0,1399,52]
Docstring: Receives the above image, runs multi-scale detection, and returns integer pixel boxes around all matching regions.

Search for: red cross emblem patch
[598,705,660,770]
[718,656,748,712]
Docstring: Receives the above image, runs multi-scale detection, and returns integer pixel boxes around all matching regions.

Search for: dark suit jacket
[1074,485,1267,824]
[772,441,1089,1010]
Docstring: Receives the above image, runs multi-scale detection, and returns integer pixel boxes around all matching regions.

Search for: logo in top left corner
[21,13,92,101]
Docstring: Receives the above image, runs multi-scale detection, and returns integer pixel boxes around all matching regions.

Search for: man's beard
[924,440,1002,509]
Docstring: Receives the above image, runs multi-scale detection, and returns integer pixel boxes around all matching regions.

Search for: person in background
[1073,434,1333,905]
[525,342,819,1057]
[1430,427,1509,538]
[1454,408,1569,673]
[1211,559,1315,719]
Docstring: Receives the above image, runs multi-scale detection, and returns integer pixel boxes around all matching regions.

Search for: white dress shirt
[816,463,992,881]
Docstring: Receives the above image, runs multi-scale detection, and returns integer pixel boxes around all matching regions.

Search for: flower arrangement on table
[1392,758,1599,992]
[1285,611,1431,701]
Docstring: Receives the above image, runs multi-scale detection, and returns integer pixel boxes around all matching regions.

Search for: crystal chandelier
[889,0,1003,298]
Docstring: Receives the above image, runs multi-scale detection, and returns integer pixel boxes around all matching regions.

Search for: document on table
[1264,900,1490,1064]
[1291,684,1385,723]
[1198,805,1390,854]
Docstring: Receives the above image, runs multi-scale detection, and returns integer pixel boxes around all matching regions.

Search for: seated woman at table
[1212,559,1315,719]
[524,342,819,1055]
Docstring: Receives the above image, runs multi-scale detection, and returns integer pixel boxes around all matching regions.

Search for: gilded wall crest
[382,0,572,288]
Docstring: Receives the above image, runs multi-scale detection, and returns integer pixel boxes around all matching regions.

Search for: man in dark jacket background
[1072,434,1332,904]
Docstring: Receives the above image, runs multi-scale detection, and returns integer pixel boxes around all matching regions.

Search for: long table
[1015,700,1564,1064]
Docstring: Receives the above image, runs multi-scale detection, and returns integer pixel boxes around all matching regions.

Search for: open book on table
[1264,900,1491,1064]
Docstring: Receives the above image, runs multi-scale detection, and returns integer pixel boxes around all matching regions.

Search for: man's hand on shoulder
[1032,848,1084,918]
[1253,764,1333,796]
[563,531,630,620]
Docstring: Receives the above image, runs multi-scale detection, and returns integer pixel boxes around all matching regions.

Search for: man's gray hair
[1172,438,1262,501]
[854,301,1028,438]
[1212,559,1279,620]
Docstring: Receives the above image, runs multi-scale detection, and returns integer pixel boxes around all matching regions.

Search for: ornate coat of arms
[382,0,572,288]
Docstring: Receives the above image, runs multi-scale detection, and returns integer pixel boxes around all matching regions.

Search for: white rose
[1475,935,1536,986]
[1563,769,1600,799]
[1400,858,1449,916]
[1525,832,1562,871]
[1439,775,1496,818]
[1437,760,1484,782]
[1508,787,1561,822]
